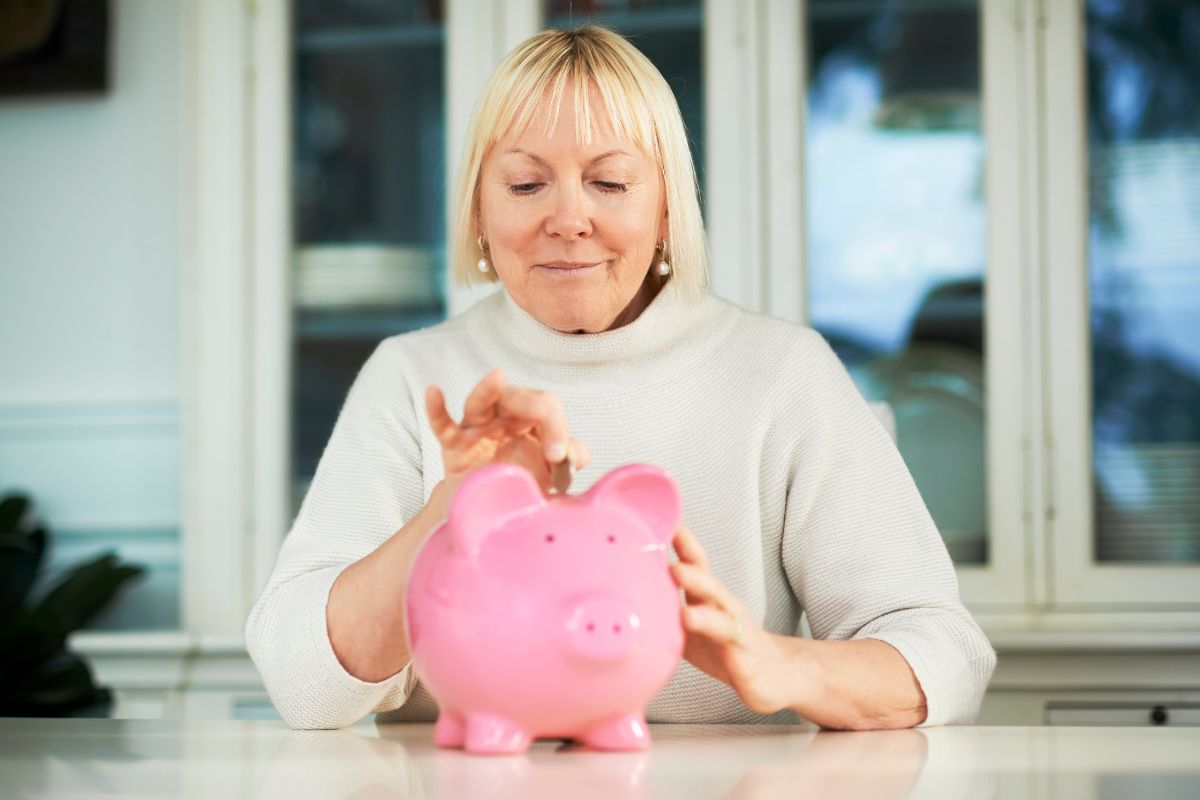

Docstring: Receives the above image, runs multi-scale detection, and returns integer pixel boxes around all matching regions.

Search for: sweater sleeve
[780,331,997,727]
[244,339,426,729]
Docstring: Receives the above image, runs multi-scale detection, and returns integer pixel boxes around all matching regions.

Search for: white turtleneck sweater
[244,282,997,731]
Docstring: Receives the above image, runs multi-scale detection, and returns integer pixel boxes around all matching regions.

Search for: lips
[537,261,602,270]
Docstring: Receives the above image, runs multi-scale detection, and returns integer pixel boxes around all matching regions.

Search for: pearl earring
[476,235,490,273]
[657,239,671,277]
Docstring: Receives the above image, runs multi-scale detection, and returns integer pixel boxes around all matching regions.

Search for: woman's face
[478,85,668,333]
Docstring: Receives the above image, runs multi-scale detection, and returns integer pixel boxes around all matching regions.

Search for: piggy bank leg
[464,712,532,755]
[434,710,466,748]
[579,713,651,751]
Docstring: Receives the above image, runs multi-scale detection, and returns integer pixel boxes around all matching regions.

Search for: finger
[497,386,570,462]
[672,524,712,572]
[682,604,741,645]
[424,386,459,443]
[496,433,553,491]
[670,569,704,608]
[567,437,590,471]
[670,562,735,611]
[461,368,505,428]
[669,559,715,607]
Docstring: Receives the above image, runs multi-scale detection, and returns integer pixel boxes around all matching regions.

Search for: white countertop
[2,719,1198,799]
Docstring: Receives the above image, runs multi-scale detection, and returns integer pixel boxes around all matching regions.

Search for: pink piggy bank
[404,462,685,755]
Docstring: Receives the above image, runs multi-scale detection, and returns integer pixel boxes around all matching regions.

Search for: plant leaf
[35,554,145,633]
[0,525,47,618]
[0,651,109,717]
[0,607,66,685]
[0,494,33,536]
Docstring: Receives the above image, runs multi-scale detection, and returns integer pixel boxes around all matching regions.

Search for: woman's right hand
[330,369,589,683]
[424,368,590,499]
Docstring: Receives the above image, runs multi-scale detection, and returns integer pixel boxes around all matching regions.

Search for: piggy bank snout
[563,594,641,662]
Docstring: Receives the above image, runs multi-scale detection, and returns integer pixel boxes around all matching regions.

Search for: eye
[545,533,556,543]
[509,181,625,195]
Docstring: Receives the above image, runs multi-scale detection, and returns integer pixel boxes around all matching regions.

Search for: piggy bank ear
[584,464,681,545]
[447,463,546,558]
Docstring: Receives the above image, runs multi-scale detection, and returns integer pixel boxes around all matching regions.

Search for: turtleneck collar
[465,277,735,387]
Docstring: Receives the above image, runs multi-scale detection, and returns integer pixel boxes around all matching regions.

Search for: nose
[563,594,640,662]
[544,183,592,240]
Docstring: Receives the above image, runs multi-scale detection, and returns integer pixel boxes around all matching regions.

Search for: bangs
[488,31,660,160]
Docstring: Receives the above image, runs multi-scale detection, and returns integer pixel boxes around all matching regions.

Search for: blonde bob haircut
[449,24,708,299]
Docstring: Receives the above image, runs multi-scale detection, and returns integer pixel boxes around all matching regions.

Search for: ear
[584,464,680,545]
[447,463,546,558]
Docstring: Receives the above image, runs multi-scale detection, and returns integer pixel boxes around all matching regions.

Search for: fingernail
[547,442,567,463]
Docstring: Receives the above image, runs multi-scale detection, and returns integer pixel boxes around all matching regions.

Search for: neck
[478,270,727,380]
[592,270,667,333]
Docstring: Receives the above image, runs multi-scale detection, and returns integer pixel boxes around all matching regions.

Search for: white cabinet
[1045,702,1200,727]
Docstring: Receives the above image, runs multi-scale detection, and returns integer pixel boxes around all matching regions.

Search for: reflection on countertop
[2,719,1199,799]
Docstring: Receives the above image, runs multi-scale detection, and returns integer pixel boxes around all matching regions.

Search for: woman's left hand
[670,525,806,716]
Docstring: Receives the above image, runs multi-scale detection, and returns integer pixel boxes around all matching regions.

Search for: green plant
[0,491,144,717]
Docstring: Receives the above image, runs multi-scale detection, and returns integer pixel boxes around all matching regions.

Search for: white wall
[0,0,185,629]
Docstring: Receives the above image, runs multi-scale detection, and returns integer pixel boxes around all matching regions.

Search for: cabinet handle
[1149,705,1169,725]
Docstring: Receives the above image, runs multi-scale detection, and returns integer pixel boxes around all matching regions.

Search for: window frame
[780,0,1033,608]
[967,0,1035,609]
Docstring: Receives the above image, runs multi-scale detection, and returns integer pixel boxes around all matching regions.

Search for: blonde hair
[449,25,708,298]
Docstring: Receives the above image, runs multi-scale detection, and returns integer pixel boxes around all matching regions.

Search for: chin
[538,300,605,333]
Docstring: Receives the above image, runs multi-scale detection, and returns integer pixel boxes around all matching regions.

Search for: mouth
[535,261,605,271]
[533,261,607,279]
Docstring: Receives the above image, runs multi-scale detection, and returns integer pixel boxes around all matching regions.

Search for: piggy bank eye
[607,534,616,544]
[545,533,556,544]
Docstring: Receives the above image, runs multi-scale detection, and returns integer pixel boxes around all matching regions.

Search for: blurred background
[0,0,1196,725]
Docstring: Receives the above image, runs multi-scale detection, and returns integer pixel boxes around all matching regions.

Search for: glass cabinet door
[1045,0,1200,604]
[1085,0,1200,563]
[291,0,447,514]
[805,0,988,565]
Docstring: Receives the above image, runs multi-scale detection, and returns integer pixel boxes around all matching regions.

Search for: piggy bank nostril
[565,599,640,660]
[607,535,616,543]
[545,533,555,543]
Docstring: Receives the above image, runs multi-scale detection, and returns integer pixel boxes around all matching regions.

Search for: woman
[245,25,996,732]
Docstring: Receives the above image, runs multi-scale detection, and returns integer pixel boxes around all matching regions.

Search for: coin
[550,451,573,495]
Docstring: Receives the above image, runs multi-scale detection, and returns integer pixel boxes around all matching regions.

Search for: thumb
[495,435,553,493]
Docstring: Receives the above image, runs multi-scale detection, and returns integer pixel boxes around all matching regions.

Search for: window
[805,0,988,566]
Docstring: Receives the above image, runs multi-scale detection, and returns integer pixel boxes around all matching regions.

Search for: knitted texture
[245,281,997,730]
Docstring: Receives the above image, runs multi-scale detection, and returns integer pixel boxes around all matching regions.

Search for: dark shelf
[296,23,444,53]
[546,7,701,33]
[295,305,446,341]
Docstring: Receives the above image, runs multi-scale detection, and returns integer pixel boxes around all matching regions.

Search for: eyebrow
[502,148,636,166]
